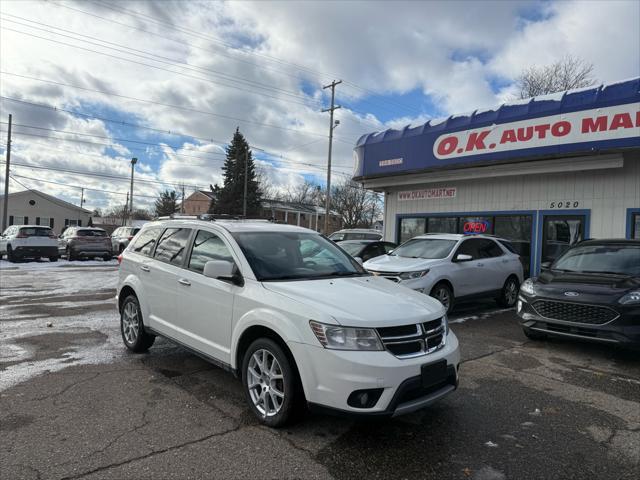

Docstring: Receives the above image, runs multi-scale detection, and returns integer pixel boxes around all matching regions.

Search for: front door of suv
[177,229,238,363]
[450,238,486,297]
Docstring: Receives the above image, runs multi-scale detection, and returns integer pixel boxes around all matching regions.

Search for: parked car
[111,226,141,253]
[339,240,396,263]
[58,227,113,261]
[117,219,460,426]
[0,225,59,262]
[328,229,383,242]
[364,234,523,314]
[517,239,640,348]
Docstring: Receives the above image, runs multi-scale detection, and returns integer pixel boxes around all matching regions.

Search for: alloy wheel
[505,279,518,306]
[435,287,450,309]
[122,301,140,345]
[247,349,285,417]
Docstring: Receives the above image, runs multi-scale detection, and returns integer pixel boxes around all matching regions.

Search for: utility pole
[180,183,185,214]
[243,148,248,217]
[123,192,129,226]
[2,114,12,232]
[129,157,137,225]
[80,187,84,208]
[322,80,341,234]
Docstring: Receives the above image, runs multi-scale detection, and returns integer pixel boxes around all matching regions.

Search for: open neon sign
[463,220,490,234]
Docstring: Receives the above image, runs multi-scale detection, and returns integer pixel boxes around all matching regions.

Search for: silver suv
[364,234,524,313]
[111,226,141,253]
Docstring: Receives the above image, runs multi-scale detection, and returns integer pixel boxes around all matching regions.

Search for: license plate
[421,360,447,388]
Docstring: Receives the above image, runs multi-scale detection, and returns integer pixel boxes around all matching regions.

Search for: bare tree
[330,180,382,229]
[283,181,321,205]
[516,55,596,99]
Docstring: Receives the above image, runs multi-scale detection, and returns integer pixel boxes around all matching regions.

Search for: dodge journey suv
[117,218,460,426]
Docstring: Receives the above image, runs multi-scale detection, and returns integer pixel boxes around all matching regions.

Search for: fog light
[347,388,384,409]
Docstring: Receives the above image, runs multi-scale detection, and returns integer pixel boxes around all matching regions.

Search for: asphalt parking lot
[1,261,639,480]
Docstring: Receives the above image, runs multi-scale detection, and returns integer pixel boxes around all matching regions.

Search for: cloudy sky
[0,0,638,213]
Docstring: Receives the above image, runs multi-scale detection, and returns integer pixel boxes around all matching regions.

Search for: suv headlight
[399,270,429,280]
[520,278,536,296]
[619,291,640,305]
[309,321,383,351]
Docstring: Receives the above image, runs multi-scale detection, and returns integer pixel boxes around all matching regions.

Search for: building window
[37,217,51,227]
[632,213,640,239]
[399,218,426,243]
[12,216,25,225]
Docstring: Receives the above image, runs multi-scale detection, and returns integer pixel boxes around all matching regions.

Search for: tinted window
[340,242,368,257]
[456,239,482,259]
[130,227,162,256]
[19,227,52,237]
[499,240,517,254]
[154,228,192,265]
[477,239,503,258]
[554,244,640,277]
[391,238,457,259]
[188,230,234,273]
[363,233,382,240]
[77,229,107,237]
[328,232,345,241]
[382,242,396,253]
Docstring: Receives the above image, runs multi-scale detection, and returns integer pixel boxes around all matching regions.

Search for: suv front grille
[367,270,402,282]
[376,319,446,358]
[532,300,618,325]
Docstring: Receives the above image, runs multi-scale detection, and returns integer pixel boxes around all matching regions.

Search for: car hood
[532,270,639,305]
[363,254,442,272]
[263,276,444,327]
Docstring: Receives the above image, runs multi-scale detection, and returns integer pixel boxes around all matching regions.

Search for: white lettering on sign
[398,188,457,201]
[379,158,403,167]
[433,103,640,160]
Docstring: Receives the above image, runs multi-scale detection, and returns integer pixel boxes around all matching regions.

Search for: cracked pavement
[1,262,639,479]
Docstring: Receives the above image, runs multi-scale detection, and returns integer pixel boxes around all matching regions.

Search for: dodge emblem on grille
[564,291,580,297]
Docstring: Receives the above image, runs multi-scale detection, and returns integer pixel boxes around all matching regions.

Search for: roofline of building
[0,188,93,214]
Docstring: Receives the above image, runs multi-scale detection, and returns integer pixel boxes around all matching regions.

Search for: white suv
[364,234,524,314]
[0,225,59,262]
[116,218,460,426]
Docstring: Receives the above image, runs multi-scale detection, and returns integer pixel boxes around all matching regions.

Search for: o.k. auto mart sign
[433,103,639,160]
[398,187,456,201]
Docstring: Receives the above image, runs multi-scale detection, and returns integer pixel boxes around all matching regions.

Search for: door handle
[140,265,150,272]
[178,278,191,286]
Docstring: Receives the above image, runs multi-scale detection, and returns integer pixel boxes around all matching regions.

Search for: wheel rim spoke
[247,349,285,417]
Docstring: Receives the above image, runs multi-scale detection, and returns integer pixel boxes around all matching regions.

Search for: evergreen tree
[154,190,179,217]
[214,128,262,215]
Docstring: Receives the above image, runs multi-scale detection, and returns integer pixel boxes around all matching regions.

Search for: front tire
[120,295,155,353]
[430,282,454,314]
[241,338,300,428]
[497,276,519,307]
[7,246,17,263]
[66,247,76,261]
[49,256,59,262]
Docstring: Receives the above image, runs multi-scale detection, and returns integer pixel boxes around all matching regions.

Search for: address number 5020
[549,201,580,208]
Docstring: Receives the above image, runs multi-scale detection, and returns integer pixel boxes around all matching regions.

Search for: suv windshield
[390,238,457,259]
[233,232,366,281]
[553,244,640,277]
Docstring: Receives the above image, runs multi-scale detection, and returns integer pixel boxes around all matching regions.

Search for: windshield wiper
[578,270,629,276]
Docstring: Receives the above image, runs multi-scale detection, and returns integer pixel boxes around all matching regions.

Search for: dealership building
[353,78,639,277]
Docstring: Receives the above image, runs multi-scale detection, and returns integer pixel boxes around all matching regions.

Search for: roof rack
[156,213,273,223]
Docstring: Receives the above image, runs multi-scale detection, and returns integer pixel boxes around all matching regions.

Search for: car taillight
[49,232,57,238]
[117,254,123,265]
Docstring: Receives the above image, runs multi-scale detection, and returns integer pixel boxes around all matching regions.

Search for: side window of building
[130,227,162,256]
[455,239,481,259]
[154,228,192,266]
[477,239,504,258]
[188,230,235,273]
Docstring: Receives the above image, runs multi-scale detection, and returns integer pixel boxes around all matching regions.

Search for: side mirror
[540,261,551,271]
[354,257,364,265]
[454,254,473,262]
[203,260,243,285]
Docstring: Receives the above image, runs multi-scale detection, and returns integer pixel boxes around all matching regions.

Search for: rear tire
[523,327,547,341]
[103,254,112,261]
[49,256,59,262]
[241,338,301,428]
[430,282,454,314]
[66,247,76,261]
[497,276,519,307]
[120,295,155,353]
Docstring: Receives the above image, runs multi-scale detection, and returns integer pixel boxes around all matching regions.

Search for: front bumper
[517,294,640,346]
[289,331,460,417]
[14,246,58,257]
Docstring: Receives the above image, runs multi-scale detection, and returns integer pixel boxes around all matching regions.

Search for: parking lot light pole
[129,157,137,225]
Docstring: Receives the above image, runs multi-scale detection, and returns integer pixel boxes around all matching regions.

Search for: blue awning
[353,78,640,180]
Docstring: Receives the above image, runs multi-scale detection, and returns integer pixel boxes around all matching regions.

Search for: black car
[517,239,640,348]
[338,240,397,263]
